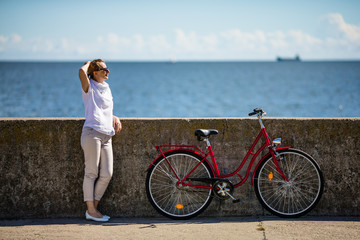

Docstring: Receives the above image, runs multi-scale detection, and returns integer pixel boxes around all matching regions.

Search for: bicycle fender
[146,148,215,175]
[251,146,290,185]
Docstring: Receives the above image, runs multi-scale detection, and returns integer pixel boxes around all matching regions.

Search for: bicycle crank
[213,179,240,203]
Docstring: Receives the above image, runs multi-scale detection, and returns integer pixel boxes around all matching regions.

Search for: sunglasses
[98,67,110,73]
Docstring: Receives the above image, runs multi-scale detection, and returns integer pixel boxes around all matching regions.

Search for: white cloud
[0,34,21,44]
[218,29,323,57]
[133,34,145,51]
[0,35,8,44]
[222,29,267,44]
[60,38,69,50]
[107,33,119,45]
[327,13,360,42]
[221,29,268,52]
[288,30,322,45]
[175,29,199,51]
[96,36,104,43]
[0,13,359,60]
[148,35,171,52]
[174,29,219,53]
[11,34,22,43]
[267,31,287,49]
[202,34,218,51]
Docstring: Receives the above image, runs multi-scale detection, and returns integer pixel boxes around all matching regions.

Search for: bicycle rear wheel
[254,149,324,218]
[146,150,214,220]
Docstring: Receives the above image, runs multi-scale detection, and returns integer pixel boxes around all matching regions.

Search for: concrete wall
[0,118,359,219]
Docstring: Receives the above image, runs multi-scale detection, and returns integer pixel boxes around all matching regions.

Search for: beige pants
[81,127,113,202]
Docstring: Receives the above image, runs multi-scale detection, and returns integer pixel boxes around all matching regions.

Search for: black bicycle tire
[254,148,324,218]
[146,150,214,220]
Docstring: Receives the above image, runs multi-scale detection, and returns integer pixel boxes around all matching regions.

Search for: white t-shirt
[82,79,115,136]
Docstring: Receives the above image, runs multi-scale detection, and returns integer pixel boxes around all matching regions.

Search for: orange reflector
[175,204,184,209]
[268,172,273,181]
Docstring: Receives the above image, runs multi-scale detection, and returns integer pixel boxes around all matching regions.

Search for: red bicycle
[146,108,324,220]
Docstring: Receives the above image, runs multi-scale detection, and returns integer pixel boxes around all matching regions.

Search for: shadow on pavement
[1,216,359,227]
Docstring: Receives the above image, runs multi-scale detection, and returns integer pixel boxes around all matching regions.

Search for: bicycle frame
[146,109,324,220]
[148,116,290,190]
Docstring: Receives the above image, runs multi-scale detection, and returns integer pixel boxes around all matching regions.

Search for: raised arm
[79,61,91,93]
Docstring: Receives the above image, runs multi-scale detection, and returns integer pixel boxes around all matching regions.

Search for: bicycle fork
[269,140,290,183]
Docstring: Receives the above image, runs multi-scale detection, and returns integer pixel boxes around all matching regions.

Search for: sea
[0,61,359,118]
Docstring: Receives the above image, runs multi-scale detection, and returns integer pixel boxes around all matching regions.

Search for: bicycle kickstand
[224,191,242,203]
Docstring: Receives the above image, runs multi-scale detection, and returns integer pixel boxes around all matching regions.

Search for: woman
[79,59,122,222]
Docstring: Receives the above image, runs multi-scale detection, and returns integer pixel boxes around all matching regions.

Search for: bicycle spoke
[146,151,213,219]
[255,150,323,217]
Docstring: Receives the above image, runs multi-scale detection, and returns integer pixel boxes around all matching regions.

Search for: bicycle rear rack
[156,144,207,156]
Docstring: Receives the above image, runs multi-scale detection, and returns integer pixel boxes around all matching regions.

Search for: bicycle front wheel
[254,149,324,218]
[146,150,214,220]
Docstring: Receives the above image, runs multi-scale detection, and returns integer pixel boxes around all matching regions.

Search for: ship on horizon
[277,55,301,62]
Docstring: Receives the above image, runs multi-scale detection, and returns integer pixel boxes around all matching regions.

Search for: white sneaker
[85,211,109,222]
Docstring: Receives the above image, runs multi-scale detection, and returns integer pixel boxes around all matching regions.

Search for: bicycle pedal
[232,199,241,203]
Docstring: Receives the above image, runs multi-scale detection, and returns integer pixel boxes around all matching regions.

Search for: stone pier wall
[0,118,359,218]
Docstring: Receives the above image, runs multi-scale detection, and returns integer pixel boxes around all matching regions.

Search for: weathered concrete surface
[1,217,359,240]
[0,118,359,219]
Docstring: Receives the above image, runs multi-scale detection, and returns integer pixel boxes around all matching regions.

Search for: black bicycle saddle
[195,129,218,140]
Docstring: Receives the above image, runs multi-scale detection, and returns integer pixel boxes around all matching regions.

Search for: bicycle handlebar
[248,108,265,116]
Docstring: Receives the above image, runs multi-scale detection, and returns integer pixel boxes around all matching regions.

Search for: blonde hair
[88,59,105,79]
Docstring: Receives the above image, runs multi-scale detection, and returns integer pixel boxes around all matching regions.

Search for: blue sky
[0,0,359,60]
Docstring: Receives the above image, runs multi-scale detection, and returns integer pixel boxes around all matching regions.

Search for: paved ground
[0,216,359,240]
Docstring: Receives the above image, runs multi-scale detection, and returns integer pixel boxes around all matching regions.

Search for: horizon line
[1,59,360,62]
